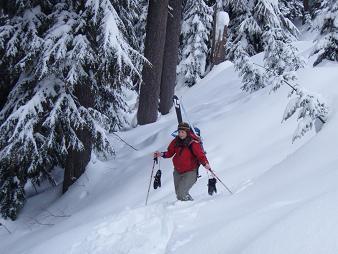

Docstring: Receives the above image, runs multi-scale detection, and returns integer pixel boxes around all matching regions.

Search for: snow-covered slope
[1,39,338,254]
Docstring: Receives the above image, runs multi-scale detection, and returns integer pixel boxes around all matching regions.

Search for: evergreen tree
[113,0,143,57]
[177,0,213,87]
[233,43,266,92]
[226,0,327,141]
[0,0,50,220]
[283,88,328,142]
[134,0,148,55]
[226,0,301,92]
[254,0,302,93]
[312,0,338,66]
[0,0,142,220]
[253,0,299,41]
[224,0,254,60]
[225,0,299,60]
[278,0,304,22]
[262,26,305,91]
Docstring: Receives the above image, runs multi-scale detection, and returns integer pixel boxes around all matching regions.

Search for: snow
[2,36,338,254]
[215,11,229,41]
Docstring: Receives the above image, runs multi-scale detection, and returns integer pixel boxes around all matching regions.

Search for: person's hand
[203,163,211,170]
[154,151,162,158]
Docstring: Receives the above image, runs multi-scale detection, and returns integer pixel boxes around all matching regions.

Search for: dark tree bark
[303,0,309,12]
[209,4,217,70]
[62,128,92,193]
[302,0,312,25]
[204,0,216,7]
[62,83,94,193]
[0,71,12,110]
[210,2,227,67]
[212,22,228,66]
[137,0,169,125]
[159,0,183,115]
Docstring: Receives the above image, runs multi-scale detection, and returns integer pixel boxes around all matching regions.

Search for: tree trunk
[62,127,92,193]
[210,2,228,67]
[303,0,311,25]
[62,83,94,193]
[159,0,183,115]
[209,4,218,70]
[212,22,228,65]
[303,0,309,12]
[0,71,12,110]
[137,0,169,125]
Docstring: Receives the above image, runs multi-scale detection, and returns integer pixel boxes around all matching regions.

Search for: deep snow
[1,37,338,254]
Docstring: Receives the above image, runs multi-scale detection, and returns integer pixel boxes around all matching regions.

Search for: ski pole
[145,157,158,206]
[208,168,233,195]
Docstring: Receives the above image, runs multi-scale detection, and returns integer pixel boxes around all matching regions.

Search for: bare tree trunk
[209,4,218,70]
[212,23,228,65]
[159,0,183,115]
[211,0,228,69]
[303,0,309,12]
[303,0,311,25]
[137,0,169,125]
[210,2,228,68]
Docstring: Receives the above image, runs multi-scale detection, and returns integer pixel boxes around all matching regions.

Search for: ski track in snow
[68,201,208,254]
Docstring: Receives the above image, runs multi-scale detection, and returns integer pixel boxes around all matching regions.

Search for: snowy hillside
[1,37,338,254]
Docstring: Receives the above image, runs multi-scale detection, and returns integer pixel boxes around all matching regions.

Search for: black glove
[153,169,162,189]
[208,178,217,195]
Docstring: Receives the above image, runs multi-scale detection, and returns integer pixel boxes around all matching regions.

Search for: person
[154,122,211,201]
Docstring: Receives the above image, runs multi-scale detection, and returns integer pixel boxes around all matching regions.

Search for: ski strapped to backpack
[173,95,183,123]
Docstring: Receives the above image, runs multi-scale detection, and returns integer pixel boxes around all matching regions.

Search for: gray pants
[173,169,198,201]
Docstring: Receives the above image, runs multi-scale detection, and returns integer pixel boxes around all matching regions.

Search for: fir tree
[177,0,213,87]
[225,0,299,60]
[134,0,148,56]
[226,0,328,141]
[233,43,266,92]
[278,0,304,22]
[283,88,329,142]
[224,0,254,59]
[262,26,305,91]
[312,0,338,66]
[253,0,299,41]
[0,0,50,220]
[0,0,142,220]
[226,0,301,93]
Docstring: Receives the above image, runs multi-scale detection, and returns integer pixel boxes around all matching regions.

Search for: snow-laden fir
[0,0,143,220]
[177,0,212,87]
[1,29,338,253]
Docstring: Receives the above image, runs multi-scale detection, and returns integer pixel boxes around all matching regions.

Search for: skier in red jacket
[154,122,211,201]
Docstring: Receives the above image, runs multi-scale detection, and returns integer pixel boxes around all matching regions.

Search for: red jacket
[162,133,209,174]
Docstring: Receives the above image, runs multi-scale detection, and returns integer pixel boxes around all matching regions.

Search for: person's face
[178,130,187,139]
